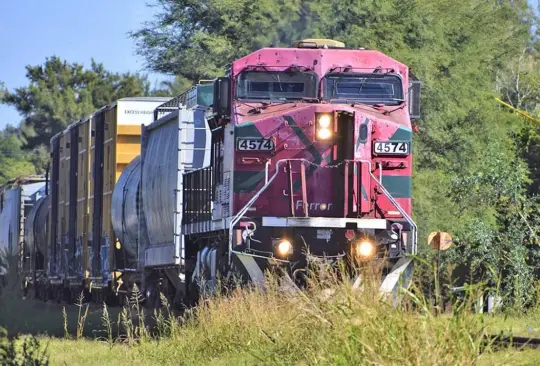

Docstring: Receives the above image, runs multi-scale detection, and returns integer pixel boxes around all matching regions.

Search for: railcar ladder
[285,160,309,217]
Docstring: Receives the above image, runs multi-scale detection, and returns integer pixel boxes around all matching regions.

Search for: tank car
[23,194,50,288]
[0,176,46,287]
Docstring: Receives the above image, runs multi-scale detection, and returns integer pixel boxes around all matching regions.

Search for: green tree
[160,75,193,96]
[0,126,35,184]
[2,56,154,151]
[149,75,194,97]
[496,47,540,113]
[130,0,314,81]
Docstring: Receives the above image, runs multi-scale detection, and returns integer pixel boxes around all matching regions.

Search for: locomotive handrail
[229,158,417,263]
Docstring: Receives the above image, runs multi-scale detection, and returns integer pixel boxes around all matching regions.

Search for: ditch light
[316,113,333,140]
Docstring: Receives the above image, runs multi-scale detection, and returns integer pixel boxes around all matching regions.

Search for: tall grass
[2,250,524,364]
[68,258,501,365]
[0,251,49,365]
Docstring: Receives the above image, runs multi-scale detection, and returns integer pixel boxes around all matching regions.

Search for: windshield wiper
[331,76,368,100]
[301,97,320,103]
[245,100,299,114]
[383,104,406,115]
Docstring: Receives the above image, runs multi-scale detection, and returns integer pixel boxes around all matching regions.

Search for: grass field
[3,270,540,365]
[484,312,540,338]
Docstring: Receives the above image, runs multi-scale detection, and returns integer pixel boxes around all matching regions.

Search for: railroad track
[487,334,540,349]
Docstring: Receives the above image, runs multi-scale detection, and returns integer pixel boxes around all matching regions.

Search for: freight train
[1,39,422,309]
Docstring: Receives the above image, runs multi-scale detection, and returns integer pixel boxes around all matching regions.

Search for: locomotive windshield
[236,71,318,101]
[323,73,404,105]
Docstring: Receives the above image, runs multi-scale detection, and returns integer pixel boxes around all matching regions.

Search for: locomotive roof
[231,47,408,77]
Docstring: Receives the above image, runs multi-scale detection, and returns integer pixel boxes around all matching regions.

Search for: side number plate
[236,138,275,151]
[373,141,409,155]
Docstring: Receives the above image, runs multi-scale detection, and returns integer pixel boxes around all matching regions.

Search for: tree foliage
[0,126,35,184]
[0,57,176,173]
[130,0,315,81]
[150,75,193,97]
[0,328,49,366]
[2,56,156,150]
[497,47,540,112]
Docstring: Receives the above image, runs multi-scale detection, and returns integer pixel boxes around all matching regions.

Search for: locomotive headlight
[318,114,332,128]
[353,240,376,259]
[275,239,293,257]
[316,113,333,141]
[317,128,332,140]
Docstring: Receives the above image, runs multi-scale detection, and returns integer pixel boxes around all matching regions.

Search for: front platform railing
[229,159,417,263]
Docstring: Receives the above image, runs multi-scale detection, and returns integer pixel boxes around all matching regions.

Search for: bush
[0,327,49,366]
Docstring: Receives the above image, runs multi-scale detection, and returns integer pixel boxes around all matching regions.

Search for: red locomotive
[177,38,420,305]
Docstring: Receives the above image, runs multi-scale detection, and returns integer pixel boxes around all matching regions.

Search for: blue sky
[0,0,166,129]
[0,0,538,130]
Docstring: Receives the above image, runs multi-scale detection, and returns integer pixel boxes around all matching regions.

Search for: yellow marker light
[318,114,332,128]
[277,240,293,256]
[317,128,332,140]
[354,240,375,258]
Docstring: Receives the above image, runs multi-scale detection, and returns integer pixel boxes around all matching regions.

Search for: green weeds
[2,253,539,365]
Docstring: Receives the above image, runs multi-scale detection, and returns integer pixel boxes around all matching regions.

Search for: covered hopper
[141,105,211,267]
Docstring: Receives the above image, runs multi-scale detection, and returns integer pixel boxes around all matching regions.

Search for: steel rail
[486,334,540,349]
